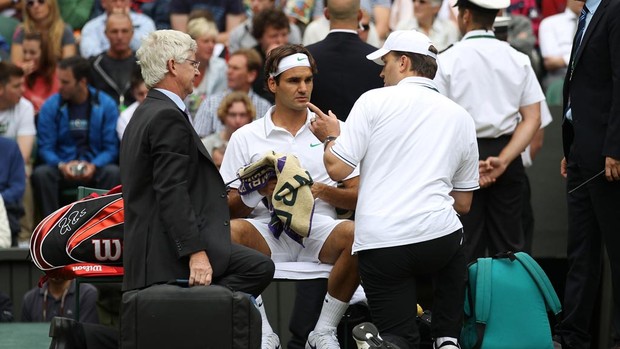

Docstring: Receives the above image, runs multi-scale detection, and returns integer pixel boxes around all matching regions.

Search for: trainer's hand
[188,251,212,286]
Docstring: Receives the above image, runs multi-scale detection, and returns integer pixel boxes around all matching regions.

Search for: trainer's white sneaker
[306,327,340,349]
[262,332,281,349]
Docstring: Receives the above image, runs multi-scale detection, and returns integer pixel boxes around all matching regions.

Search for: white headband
[270,53,311,77]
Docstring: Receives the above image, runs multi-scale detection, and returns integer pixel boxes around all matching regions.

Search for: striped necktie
[574,5,589,52]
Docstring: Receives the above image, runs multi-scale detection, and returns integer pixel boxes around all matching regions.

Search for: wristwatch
[323,136,337,150]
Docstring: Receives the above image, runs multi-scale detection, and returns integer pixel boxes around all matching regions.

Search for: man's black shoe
[49,316,83,349]
[352,322,401,349]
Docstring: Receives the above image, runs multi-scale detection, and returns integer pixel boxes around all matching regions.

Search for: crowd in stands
[0,0,583,345]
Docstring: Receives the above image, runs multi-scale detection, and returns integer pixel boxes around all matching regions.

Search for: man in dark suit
[557,0,620,346]
[306,0,383,121]
[120,30,274,294]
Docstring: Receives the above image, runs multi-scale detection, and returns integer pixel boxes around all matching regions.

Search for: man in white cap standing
[309,30,480,349]
[434,0,543,264]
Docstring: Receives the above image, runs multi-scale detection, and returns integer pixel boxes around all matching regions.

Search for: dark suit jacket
[307,31,383,121]
[120,89,232,291]
[562,0,620,173]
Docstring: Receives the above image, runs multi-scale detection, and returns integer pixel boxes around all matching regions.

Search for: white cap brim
[366,48,390,66]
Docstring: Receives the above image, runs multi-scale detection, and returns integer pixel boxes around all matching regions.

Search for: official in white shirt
[434,0,543,264]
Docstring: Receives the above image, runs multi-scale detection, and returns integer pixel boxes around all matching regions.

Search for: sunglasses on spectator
[26,0,46,7]
[358,22,370,32]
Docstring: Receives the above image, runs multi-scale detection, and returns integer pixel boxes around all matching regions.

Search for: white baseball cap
[455,0,510,10]
[366,30,436,66]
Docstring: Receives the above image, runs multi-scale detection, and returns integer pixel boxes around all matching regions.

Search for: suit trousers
[358,229,465,349]
[558,157,620,348]
[460,137,526,263]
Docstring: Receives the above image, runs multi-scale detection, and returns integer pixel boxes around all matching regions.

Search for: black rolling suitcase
[121,283,261,349]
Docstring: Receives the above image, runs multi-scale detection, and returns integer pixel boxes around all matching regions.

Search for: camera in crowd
[70,162,86,176]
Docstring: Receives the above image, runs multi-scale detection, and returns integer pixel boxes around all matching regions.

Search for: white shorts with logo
[246,214,348,263]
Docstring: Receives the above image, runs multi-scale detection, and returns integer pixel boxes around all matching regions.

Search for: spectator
[193,48,271,138]
[251,8,290,103]
[201,91,254,156]
[11,0,76,66]
[541,0,566,17]
[169,0,246,43]
[80,0,155,58]
[21,33,60,113]
[89,12,140,110]
[303,1,382,47]
[0,62,36,163]
[0,63,34,247]
[396,0,460,51]
[0,137,25,247]
[228,0,303,53]
[538,0,583,89]
[0,195,10,248]
[184,17,227,116]
[22,278,99,323]
[0,291,14,322]
[506,0,542,40]
[57,0,95,30]
[0,0,22,14]
[311,0,392,41]
[32,56,120,217]
[116,70,147,141]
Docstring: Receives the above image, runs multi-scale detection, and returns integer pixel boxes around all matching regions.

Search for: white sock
[314,293,349,330]
[256,295,274,335]
[435,337,459,347]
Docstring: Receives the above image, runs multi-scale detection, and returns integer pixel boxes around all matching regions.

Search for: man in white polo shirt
[308,30,479,349]
[220,44,360,349]
[434,0,543,264]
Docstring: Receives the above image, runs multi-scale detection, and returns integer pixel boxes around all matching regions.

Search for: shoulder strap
[513,252,562,315]
[475,257,493,324]
[471,257,493,349]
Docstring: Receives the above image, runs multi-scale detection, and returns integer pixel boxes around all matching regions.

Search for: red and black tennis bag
[30,186,125,279]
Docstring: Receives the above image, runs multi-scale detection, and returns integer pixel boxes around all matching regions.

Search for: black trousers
[358,230,465,349]
[31,164,121,217]
[557,158,620,348]
[460,137,526,263]
[522,174,534,254]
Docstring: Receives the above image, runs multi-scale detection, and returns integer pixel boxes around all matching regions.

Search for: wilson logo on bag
[30,186,124,272]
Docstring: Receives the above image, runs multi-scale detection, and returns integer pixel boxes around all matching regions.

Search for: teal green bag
[461,252,562,349]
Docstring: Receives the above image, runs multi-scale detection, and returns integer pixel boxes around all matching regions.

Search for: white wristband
[240,190,265,208]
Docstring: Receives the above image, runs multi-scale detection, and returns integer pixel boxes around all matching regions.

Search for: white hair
[136,30,197,88]
[187,18,219,40]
